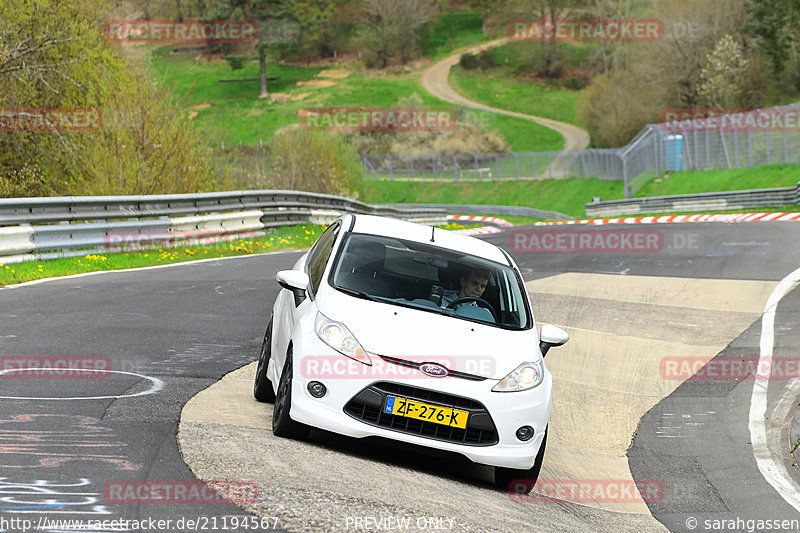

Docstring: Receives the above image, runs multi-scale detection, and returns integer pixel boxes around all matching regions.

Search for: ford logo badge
[419,363,449,378]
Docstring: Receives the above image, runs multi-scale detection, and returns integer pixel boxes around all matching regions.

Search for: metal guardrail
[0,190,446,225]
[387,203,570,220]
[0,191,448,264]
[585,182,800,218]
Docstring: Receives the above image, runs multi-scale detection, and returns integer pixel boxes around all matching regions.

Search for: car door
[272,220,342,374]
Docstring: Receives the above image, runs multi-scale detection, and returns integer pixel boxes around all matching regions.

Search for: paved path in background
[420,38,591,161]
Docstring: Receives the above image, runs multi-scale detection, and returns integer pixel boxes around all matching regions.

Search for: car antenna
[430,226,435,242]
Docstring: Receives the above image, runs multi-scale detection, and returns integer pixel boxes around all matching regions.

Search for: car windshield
[330,233,531,330]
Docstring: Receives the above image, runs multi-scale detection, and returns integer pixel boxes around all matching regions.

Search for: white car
[253,214,569,492]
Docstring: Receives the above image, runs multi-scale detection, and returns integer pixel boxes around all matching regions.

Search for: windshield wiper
[335,285,383,302]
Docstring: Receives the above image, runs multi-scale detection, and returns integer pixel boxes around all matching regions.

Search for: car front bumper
[289,332,552,470]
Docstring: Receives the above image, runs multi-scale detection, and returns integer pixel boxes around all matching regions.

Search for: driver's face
[460,274,488,298]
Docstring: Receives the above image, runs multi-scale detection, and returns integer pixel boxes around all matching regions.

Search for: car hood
[316,290,539,380]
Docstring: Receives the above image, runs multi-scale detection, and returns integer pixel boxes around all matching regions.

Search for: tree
[500,0,587,76]
[0,0,124,194]
[0,0,215,196]
[468,0,499,34]
[392,0,438,64]
[744,0,800,81]
[295,0,339,57]
[360,0,397,68]
[360,0,438,68]
[577,0,762,147]
[586,0,635,73]
[697,34,750,108]
[211,0,300,98]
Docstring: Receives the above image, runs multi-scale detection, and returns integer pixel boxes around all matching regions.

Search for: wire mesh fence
[362,105,800,199]
[360,149,624,182]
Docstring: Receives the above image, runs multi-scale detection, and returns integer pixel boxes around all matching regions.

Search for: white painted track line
[748,266,800,512]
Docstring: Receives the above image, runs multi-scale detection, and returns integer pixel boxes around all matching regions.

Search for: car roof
[347,214,510,265]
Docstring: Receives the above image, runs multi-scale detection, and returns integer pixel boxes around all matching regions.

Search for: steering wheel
[447,297,497,321]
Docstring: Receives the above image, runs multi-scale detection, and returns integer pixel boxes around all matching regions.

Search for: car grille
[343,382,498,446]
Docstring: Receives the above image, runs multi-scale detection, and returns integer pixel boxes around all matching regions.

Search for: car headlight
[492,360,544,392]
[314,312,372,366]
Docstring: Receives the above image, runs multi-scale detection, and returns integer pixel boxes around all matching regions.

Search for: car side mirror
[276,270,309,307]
[539,324,569,357]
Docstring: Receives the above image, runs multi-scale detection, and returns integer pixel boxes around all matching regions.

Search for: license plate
[383,395,468,429]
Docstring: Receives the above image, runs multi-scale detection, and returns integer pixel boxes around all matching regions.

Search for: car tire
[253,316,276,403]
[494,427,548,494]
[272,350,310,440]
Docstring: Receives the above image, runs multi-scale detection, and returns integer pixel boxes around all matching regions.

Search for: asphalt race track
[1,222,799,533]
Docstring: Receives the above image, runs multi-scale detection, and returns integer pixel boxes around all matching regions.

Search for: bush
[77,69,217,195]
[563,77,585,90]
[477,50,497,70]
[344,94,509,156]
[577,71,656,148]
[0,165,60,197]
[459,53,480,70]
[459,51,496,71]
[268,128,361,198]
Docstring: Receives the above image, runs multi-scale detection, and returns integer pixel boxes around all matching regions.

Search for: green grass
[483,40,597,73]
[144,12,573,153]
[421,11,498,60]
[446,39,595,128]
[357,163,800,218]
[0,224,325,287]
[635,165,800,197]
[586,205,800,219]
[450,67,582,126]
[491,113,565,151]
[444,40,591,149]
[149,48,321,145]
[0,221,516,286]
[149,47,563,152]
[356,178,625,217]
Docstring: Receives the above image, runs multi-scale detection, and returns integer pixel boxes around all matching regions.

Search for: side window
[306,223,339,295]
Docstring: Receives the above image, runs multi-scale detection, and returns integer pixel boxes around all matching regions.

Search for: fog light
[516,426,534,441]
[307,381,327,398]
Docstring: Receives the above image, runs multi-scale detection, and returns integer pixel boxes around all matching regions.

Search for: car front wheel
[253,316,276,403]
[494,427,548,494]
[272,350,310,439]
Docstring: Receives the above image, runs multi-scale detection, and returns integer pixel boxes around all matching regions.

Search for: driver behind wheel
[440,268,489,308]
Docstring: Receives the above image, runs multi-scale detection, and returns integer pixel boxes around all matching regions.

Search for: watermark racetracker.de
[660,356,800,381]
[103,19,258,43]
[509,478,663,504]
[104,480,258,505]
[509,18,664,42]
[299,108,456,132]
[1,356,111,378]
[103,229,262,253]
[300,355,496,380]
[509,228,701,253]
[0,108,102,132]
[660,107,800,133]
